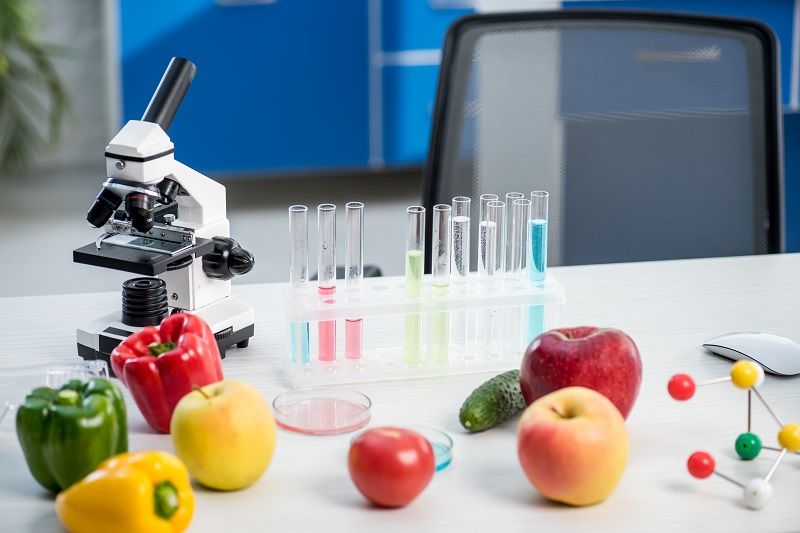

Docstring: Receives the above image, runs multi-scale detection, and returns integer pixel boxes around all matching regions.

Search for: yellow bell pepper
[55,451,194,533]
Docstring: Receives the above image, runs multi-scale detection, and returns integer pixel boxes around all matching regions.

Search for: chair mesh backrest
[424,12,782,267]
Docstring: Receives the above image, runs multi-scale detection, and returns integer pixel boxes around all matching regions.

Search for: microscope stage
[73,237,214,276]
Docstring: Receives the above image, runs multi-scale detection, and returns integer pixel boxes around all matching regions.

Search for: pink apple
[518,386,629,506]
[520,327,642,418]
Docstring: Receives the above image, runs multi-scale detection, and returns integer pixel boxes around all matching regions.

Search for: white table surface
[2,254,800,532]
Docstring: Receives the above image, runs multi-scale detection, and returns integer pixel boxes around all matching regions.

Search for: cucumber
[459,369,526,432]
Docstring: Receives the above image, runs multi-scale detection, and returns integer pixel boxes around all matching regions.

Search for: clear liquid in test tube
[528,191,549,343]
[289,205,309,364]
[451,196,471,357]
[479,194,502,274]
[430,204,451,363]
[317,203,336,362]
[404,206,425,364]
[345,202,364,360]
[478,200,504,354]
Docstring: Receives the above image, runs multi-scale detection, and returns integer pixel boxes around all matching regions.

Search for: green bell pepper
[16,378,128,492]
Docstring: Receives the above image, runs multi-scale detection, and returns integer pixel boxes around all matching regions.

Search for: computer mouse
[703,332,800,376]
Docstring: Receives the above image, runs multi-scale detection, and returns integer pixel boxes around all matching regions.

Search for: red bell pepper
[111,313,224,433]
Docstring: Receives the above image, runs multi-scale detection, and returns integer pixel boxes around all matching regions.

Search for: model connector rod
[142,57,197,132]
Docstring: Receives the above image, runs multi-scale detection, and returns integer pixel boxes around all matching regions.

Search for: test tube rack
[668,360,800,510]
[283,273,564,386]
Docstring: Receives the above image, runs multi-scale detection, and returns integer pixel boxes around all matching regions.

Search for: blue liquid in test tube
[529,218,548,282]
[289,205,310,363]
[527,192,549,342]
[290,322,309,363]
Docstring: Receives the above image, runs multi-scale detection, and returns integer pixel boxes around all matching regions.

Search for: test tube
[451,196,471,357]
[527,191,549,342]
[478,201,502,278]
[345,202,364,360]
[503,192,527,278]
[430,204,451,362]
[404,206,425,364]
[479,194,502,273]
[503,198,530,352]
[505,192,524,273]
[478,200,504,351]
[317,203,336,362]
[478,200,506,280]
[529,191,549,283]
[289,205,309,364]
[451,196,471,281]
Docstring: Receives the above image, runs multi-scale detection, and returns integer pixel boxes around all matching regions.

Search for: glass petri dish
[0,360,109,428]
[350,426,454,472]
[411,426,453,472]
[272,388,371,436]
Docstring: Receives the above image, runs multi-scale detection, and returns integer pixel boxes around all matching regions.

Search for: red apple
[520,327,642,418]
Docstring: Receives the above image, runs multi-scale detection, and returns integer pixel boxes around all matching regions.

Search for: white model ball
[742,478,772,510]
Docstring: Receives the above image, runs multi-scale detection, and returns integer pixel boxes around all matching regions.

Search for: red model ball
[687,451,715,479]
[667,373,696,401]
[520,327,642,419]
[348,427,435,508]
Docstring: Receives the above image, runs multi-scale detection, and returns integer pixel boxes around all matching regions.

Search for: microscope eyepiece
[87,188,123,228]
[125,192,156,232]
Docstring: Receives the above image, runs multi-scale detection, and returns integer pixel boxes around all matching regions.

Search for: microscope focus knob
[203,237,255,281]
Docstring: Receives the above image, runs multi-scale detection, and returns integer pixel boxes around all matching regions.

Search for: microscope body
[105,119,231,311]
[74,58,255,368]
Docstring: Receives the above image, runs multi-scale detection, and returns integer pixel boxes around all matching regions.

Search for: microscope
[74,57,255,367]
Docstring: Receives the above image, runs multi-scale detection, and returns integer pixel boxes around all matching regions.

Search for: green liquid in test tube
[404,206,425,364]
[430,204,451,363]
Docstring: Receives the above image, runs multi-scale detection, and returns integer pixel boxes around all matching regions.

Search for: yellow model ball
[777,423,800,453]
[730,360,764,389]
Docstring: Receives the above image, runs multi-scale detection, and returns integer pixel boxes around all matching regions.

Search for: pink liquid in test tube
[317,204,337,362]
[344,202,364,360]
[318,286,336,360]
[345,319,363,359]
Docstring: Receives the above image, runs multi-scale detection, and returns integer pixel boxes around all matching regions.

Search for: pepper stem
[153,481,179,520]
[149,342,176,357]
[55,389,80,406]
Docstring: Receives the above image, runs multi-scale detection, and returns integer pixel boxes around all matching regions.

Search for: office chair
[422,11,783,268]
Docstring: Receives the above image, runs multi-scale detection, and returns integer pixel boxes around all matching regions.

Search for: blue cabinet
[119,0,369,175]
[381,65,439,164]
[119,0,800,228]
[369,1,470,166]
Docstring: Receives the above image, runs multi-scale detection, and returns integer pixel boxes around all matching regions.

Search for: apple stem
[193,386,211,400]
[550,405,565,418]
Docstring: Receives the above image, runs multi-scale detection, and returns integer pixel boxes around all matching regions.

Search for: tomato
[348,427,435,508]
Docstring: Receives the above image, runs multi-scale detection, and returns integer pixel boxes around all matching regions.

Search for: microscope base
[76,296,255,375]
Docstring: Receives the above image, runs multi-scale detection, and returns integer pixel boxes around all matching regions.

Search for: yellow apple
[171,380,277,490]
[517,386,628,506]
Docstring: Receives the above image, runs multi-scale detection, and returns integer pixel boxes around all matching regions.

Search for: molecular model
[667,360,800,510]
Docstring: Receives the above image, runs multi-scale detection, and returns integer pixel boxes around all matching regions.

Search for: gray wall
[36,0,118,169]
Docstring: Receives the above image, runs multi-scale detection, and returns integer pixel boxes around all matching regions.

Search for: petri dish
[411,426,453,472]
[272,388,371,435]
[350,426,454,472]
[0,360,109,428]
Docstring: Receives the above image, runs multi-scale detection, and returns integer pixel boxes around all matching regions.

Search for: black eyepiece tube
[141,57,197,132]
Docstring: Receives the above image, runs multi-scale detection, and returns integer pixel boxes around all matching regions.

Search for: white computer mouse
[703,331,800,376]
